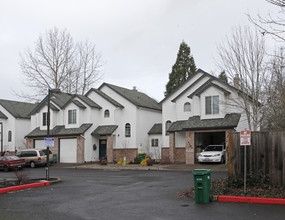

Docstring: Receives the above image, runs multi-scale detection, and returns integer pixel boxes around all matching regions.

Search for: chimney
[133,86,137,92]
[233,74,240,89]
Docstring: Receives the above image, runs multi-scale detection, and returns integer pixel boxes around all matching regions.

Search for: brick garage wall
[113,148,138,162]
[161,147,185,163]
[175,147,186,163]
[161,147,170,163]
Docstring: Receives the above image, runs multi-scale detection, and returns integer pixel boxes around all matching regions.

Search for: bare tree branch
[18,27,103,101]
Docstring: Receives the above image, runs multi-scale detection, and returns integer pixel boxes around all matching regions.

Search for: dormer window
[205,96,219,115]
[104,109,110,118]
[184,102,191,112]
[68,109,77,124]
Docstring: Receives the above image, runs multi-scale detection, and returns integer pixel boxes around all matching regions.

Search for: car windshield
[205,145,223,151]
[6,156,20,160]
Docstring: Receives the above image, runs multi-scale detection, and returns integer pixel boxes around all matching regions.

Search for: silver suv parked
[16,149,47,168]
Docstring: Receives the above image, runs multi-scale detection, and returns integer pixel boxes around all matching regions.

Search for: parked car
[197,145,225,163]
[16,149,47,168]
[0,156,26,172]
[41,149,54,163]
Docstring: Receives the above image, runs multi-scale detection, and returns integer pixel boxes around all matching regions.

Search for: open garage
[59,138,77,163]
[194,131,225,163]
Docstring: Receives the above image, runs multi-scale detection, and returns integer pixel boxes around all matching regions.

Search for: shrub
[100,159,107,165]
[134,156,141,164]
[14,169,30,185]
[146,158,153,166]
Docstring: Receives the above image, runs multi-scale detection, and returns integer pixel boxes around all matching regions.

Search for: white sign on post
[44,138,54,147]
[240,130,251,146]
[240,129,251,194]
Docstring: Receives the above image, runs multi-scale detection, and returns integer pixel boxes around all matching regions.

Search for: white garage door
[34,139,45,149]
[60,138,77,163]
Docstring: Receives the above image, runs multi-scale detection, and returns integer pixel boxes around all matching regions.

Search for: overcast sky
[0,0,279,102]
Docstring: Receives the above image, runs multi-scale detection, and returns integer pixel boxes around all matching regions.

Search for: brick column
[107,135,114,163]
[185,131,195,164]
[169,133,175,163]
[227,130,234,175]
[77,136,85,163]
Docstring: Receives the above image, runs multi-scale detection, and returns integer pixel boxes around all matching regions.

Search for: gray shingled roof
[0,99,37,119]
[167,113,241,132]
[25,123,93,138]
[72,100,86,109]
[0,110,8,119]
[91,125,118,136]
[167,120,187,132]
[86,88,124,108]
[161,68,241,104]
[148,123,162,135]
[73,94,101,109]
[99,83,162,111]
[29,92,73,115]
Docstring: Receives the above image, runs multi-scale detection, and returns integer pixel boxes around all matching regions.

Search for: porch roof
[148,123,162,135]
[167,113,241,132]
[25,123,93,138]
[91,125,118,136]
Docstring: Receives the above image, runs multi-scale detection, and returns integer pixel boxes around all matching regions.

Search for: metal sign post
[240,130,251,195]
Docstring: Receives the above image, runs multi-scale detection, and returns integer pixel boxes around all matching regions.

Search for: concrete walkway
[53,162,228,172]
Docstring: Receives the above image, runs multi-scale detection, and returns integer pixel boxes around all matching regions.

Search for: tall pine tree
[165,41,196,96]
[218,71,229,84]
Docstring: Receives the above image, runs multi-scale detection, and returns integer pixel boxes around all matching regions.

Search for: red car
[0,156,26,172]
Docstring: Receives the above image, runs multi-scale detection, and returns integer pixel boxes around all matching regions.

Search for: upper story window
[184,102,191,112]
[165,120,172,135]
[43,112,47,126]
[104,109,110,118]
[68,109,77,124]
[8,131,12,142]
[151,139,159,147]
[205,95,219,115]
[125,123,131,137]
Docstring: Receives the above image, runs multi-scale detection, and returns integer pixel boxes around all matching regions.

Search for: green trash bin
[193,169,212,203]
[138,152,146,162]
[53,154,57,164]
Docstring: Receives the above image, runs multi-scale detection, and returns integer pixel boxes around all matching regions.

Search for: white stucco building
[25,83,162,163]
[0,99,36,153]
[150,69,250,164]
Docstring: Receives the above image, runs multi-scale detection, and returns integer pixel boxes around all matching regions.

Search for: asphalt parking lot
[1,167,285,220]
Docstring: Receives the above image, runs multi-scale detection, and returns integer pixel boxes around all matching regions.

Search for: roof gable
[85,88,124,108]
[99,83,162,111]
[0,99,37,119]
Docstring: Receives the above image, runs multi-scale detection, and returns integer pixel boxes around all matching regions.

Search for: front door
[99,139,107,159]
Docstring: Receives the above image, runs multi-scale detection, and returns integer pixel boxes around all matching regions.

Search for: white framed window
[205,96,219,115]
[8,131,12,142]
[125,123,131,137]
[165,120,172,135]
[104,109,110,118]
[184,102,191,112]
[68,109,77,124]
[151,139,159,147]
[43,112,47,126]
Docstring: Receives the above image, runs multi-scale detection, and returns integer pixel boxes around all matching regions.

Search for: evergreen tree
[165,41,196,96]
[218,71,229,84]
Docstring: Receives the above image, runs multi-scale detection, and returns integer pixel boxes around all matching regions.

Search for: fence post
[228,132,234,176]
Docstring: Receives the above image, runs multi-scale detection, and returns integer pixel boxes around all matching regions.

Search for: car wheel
[30,161,36,168]
[221,156,225,164]
[3,166,9,172]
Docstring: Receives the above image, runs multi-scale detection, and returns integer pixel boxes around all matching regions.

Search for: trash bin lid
[193,169,212,175]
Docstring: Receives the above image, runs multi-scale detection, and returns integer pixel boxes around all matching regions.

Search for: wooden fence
[228,131,285,186]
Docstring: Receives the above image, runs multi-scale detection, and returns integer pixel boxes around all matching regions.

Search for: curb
[0,178,61,194]
[218,196,285,205]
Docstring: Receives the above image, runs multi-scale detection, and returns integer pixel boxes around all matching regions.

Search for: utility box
[193,169,212,203]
